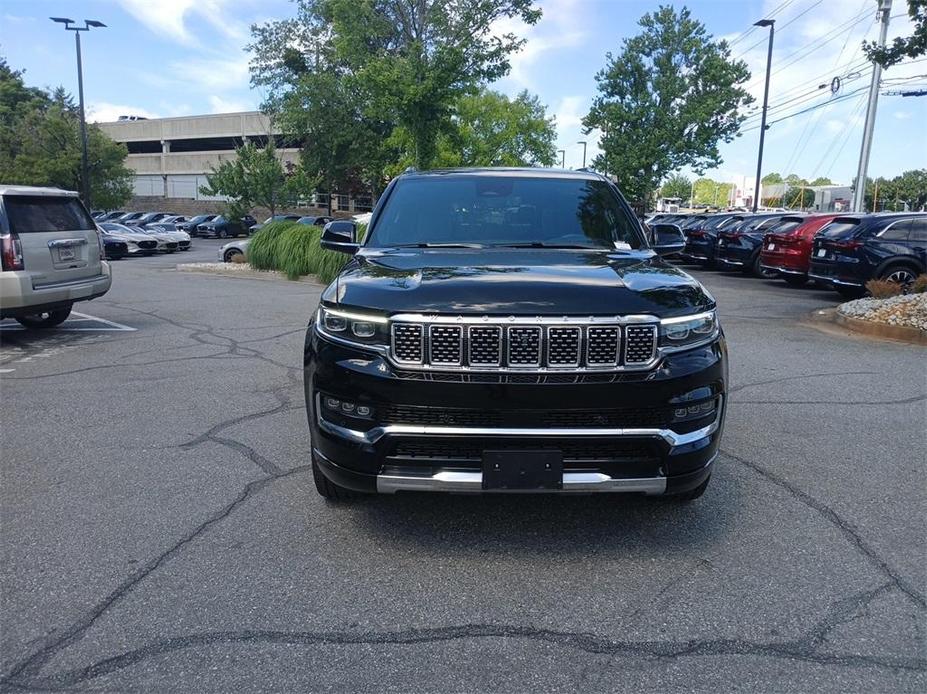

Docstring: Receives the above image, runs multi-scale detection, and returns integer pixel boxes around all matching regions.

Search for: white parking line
[0,312,136,332]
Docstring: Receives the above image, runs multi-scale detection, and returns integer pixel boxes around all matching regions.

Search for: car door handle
[47,238,89,248]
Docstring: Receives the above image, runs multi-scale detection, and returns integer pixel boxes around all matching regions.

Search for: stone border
[175,263,325,286]
[808,308,927,346]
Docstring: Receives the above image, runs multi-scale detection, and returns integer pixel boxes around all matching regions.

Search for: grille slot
[586,327,620,365]
[429,325,462,365]
[547,327,581,366]
[625,325,657,364]
[468,326,502,366]
[392,324,423,363]
[508,327,541,366]
[378,404,669,428]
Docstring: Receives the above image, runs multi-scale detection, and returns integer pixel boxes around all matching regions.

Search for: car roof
[0,185,79,197]
[400,167,606,182]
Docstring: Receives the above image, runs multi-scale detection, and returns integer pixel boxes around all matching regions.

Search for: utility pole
[558,149,565,168]
[852,0,892,212]
[752,18,775,213]
[51,17,106,208]
[690,179,696,209]
[577,141,587,169]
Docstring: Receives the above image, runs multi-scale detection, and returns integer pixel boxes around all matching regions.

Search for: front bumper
[305,326,728,495]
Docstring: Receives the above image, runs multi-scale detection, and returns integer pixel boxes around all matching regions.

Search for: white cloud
[893,110,912,120]
[87,102,160,123]
[208,95,251,114]
[554,96,585,130]
[169,55,250,92]
[117,0,246,44]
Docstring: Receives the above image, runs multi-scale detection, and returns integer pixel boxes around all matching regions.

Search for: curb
[175,264,324,286]
[808,308,927,346]
[835,311,927,346]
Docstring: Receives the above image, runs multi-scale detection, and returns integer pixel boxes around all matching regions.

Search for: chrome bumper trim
[807,272,862,287]
[761,264,803,276]
[375,469,668,494]
[717,258,745,266]
[316,395,723,449]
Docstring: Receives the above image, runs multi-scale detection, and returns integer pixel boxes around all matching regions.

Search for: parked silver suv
[1,186,112,328]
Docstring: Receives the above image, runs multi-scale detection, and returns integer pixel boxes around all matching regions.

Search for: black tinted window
[819,219,862,238]
[369,176,642,249]
[880,220,911,241]
[910,218,927,242]
[768,219,803,234]
[5,195,95,233]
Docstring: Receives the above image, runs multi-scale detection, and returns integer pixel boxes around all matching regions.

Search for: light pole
[752,18,774,213]
[51,17,106,208]
[577,141,587,169]
[558,149,565,168]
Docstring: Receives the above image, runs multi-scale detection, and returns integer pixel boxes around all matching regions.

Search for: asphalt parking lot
[1,239,924,692]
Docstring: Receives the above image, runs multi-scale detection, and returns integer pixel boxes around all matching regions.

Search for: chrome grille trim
[388,315,662,373]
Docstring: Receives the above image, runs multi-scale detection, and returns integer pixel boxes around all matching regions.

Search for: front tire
[312,455,360,501]
[223,249,243,263]
[15,306,72,329]
[218,229,228,239]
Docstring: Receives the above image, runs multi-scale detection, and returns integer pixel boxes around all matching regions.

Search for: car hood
[329,248,714,319]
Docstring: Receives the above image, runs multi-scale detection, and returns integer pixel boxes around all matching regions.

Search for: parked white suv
[1,186,112,328]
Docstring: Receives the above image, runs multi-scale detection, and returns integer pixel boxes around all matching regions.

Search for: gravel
[175,262,321,284]
[838,292,927,332]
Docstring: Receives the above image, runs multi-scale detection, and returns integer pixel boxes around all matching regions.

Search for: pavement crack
[732,394,926,405]
[721,448,926,609]
[0,465,312,689]
[728,371,878,395]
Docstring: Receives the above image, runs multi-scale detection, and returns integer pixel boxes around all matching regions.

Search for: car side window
[879,220,911,241]
[909,218,927,242]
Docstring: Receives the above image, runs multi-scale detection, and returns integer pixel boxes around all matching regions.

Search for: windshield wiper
[497,242,597,249]
[393,243,485,249]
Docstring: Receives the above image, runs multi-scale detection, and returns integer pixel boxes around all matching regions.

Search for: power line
[733,0,825,60]
[726,0,799,49]
[740,85,871,133]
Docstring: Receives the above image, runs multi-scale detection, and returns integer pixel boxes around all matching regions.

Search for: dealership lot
[1,241,924,692]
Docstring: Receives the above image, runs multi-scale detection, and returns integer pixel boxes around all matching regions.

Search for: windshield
[368,176,642,249]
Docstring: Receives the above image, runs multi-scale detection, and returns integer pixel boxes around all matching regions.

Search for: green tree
[692,177,733,207]
[251,0,541,171]
[583,6,752,207]
[761,172,783,184]
[889,169,927,210]
[0,57,133,209]
[199,141,295,217]
[865,0,927,67]
[660,174,692,202]
[809,176,833,186]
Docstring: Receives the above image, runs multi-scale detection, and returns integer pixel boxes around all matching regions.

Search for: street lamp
[557,149,565,168]
[50,17,106,208]
[577,141,587,169]
[752,18,774,213]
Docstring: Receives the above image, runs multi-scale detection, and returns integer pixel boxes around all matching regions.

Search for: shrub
[865,278,904,299]
[277,224,322,280]
[911,274,927,294]
[247,221,295,270]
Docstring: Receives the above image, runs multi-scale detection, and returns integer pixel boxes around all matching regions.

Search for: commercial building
[97,111,371,212]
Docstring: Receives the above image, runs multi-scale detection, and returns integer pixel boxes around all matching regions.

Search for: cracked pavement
[1,241,924,692]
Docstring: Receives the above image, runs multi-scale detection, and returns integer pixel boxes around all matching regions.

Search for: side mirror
[321,220,359,255]
[651,223,686,257]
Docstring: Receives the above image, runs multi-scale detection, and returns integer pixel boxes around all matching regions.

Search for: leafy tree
[809,176,833,186]
[251,0,541,171]
[884,169,927,210]
[393,88,555,170]
[660,174,692,201]
[199,141,296,217]
[692,177,733,207]
[0,57,133,209]
[583,6,752,207]
[864,0,927,67]
[761,172,783,184]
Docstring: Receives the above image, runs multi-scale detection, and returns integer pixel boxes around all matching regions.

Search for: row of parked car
[649,210,927,298]
[92,210,335,239]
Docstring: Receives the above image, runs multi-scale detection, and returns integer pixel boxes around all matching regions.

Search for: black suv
[680,213,746,267]
[304,169,727,502]
[197,214,257,239]
[716,212,793,277]
[809,213,927,297]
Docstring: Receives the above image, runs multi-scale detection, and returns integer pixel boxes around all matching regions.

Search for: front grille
[138,240,156,249]
[625,326,657,364]
[378,404,669,429]
[392,438,660,464]
[389,319,659,371]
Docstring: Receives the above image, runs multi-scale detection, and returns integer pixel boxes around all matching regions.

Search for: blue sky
[2,0,925,185]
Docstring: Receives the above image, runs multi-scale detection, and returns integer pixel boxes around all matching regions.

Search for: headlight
[317,306,389,350]
[658,310,719,351]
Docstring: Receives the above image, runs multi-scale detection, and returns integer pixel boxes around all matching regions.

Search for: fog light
[356,405,372,417]
[341,402,356,414]
[672,399,716,422]
[324,396,341,410]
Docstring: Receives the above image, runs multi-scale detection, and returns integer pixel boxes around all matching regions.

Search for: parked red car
[759,214,840,286]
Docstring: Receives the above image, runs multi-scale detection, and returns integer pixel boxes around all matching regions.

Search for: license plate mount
[767,243,775,250]
[817,248,827,257]
[482,450,563,490]
[57,246,76,261]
